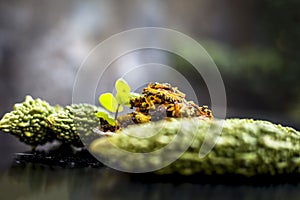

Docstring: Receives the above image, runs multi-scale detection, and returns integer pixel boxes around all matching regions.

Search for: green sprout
[96,78,140,126]
[95,110,116,126]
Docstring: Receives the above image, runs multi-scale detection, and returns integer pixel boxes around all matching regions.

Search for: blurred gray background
[0,0,299,165]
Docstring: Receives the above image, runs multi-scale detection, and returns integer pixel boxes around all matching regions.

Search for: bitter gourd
[0,96,59,146]
[0,96,100,147]
[2,96,300,176]
[90,118,300,176]
[47,104,100,147]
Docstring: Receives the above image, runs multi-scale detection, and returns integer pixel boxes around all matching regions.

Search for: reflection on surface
[1,161,300,199]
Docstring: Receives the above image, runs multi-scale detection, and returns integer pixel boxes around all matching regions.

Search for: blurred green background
[0,0,299,157]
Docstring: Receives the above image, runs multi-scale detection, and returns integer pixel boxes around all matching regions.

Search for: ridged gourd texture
[2,96,300,176]
[47,104,100,146]
[90,118,300,176]
[0,96,59,146]
[0,96,100,147]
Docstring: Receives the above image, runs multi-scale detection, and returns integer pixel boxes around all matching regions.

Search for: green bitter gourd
[0,96,59,146]
[47,104,100,147]
[0,96,100,147]
[90,118,300,176]
[2,96,300,176]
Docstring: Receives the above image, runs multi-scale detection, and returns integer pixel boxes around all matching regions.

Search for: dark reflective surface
[1,146,300,200]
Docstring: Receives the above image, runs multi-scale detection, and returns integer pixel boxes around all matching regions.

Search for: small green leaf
[115,78,130,94]
[116,92,131,106]
[95,111,116,126]
[99,93,123,112]
[115,78,133,106]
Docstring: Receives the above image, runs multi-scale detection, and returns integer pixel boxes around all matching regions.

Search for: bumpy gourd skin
[0,96,59,147]
[47,104,100,147]
[2,96,300,176]
[90,118,300,176]
[0,96,100,147]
